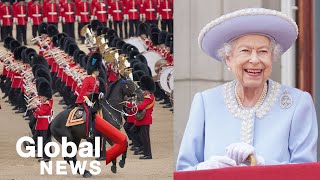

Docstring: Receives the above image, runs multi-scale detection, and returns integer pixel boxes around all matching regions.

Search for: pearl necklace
[235,82,268,109]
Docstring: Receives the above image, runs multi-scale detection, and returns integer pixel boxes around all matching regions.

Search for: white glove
[124,14,128,20]
[78,16,81,22]
[59,16,62,22]
[196,156,237,170]
[75,16,79,21]
[108,15,113,21]
[62,17,65,23]
[28,17,31,23]
[13,18,17,24]
[156,13,160,20]
[43,17,47,22]
[226,142,256,165]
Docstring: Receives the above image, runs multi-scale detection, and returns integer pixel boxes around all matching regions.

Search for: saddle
[65,107,85,127]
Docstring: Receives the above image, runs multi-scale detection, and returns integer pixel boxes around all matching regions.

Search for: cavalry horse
[50,78,143,178]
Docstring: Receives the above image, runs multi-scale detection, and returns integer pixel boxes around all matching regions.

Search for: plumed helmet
[87,53,102,75]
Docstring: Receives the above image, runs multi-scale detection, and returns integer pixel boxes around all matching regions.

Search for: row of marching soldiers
[0,0,174,45]
[0,19,173,160]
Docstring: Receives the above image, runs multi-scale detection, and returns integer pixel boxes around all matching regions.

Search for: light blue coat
[176,80,318,171]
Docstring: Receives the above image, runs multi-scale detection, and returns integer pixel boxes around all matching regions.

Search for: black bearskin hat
[133,70,146,83]
[149,27,160,35]
[14,46,27,60]
[150,32,159,45]
[4,36,14,49]
[137,23,149,36]
[133,62,150,76]
[47,24,59,37]
[63,38,75,53]
[52,35,59,47]
[126,45,139,56]
[35,77,48,91]
[58,33,68,40]
[68,43,79,57]
[10,40,21,53]
[129,50,140,62]
[165,34,173,47]
[130,59,140,69]
[116,40,126,54]
[37,79,52,99]
[158,31,168,45]
[106,29,118,39]
[34,67,52,84]
[87,53,102,75]
[140,75,156,93]
[107,35,117,47]
[31,55,49,68]
[38,22,48,35]
[96,26,105,36]
[121,43,131,55]
[32,64,48,76]
[26,51,37,65]
[79,54,86,68]
[73,50,85,64]
[91,20,104,32]
[111,37,121,48]
[136,54,148,65]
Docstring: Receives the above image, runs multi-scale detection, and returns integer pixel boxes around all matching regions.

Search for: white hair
[217,36,283,62]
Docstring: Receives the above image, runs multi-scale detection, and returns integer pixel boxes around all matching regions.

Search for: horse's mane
[105,79,121,100]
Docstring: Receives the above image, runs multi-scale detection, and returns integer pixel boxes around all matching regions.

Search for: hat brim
[199,9,298,61]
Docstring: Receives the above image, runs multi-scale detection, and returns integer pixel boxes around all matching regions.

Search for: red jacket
[93,1,108,22]
[76,76,100,103]
[29,4,43,25]
[107,63,119,83]
[124,0,140,20]
[14,4,28,25]
[142,0,157,21]
[77,1,91,23]
[127,93,154,126]
[44,2,60,23]
[159,0,173,20]
[27,1,34,10]
[61,2,76,23]
[0,4,13,26]
[109,1,123,21]
[34,99,53,130]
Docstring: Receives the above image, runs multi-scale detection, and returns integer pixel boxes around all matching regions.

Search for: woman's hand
[196,156,237,170]
[226,142,255,165]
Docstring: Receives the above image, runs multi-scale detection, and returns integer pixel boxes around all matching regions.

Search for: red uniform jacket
[29,4,43,25]
[159,0,173,20]
[110,1,123,21]
[142,0,157,21]
[44,2,60,23]
[124,0,140,20]
[93,1,108,22]
[75,76,100,103]
[27,1,34,10]
[34,99,53,130]
[61,2,76,23]
[77,1,90,23]
[14,4,28,25]
[127,93,154,126]
[107,63,119,83]
[0,4,13,26]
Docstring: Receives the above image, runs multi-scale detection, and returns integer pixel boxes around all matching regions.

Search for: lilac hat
[198,8,298,61]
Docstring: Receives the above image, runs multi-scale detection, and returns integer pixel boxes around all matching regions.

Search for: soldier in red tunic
[0,0,13,40]
[141,0,157,26]
[13,0,28,45]
[33,79,53,162]
[43,0,60,28]
[159,0,173,33]
[76,0,90,44]
[61,0,76,39]
[29,0,43,38]
[126,75,155,159]
[75,53,102,139]
[109,0,124,38]
[125,0,141,37]
[92,0,108,27]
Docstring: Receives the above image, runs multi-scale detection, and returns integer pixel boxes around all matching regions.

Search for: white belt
[3,15,11,18]
[162,9,172,11]
[38,115,51,118]
[128,9,138,12]
[146,8,155,11]
[97,11,107,14]
[17,14,26,17]
[80,12,89,15]
[14,76,22,78]
[65,12,74,15]
[48,12,57,15]
[33,14,42,17]
[113,10,122,13]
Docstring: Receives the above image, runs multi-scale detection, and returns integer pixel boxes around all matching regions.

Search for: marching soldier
[110,0,124,39]
[13,0,28,45]
[0,0,13,40]
[159,0,173,33]
[125,0,141,37]
[43,0,60,28]
[93,0,108,27]
[29,0,43,38]
[76,0,90,44]
[141,0,157,26]
[126,75,155,160]
[61,0,76,39]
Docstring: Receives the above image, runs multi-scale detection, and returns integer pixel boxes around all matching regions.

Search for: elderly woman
[176,8,318,171]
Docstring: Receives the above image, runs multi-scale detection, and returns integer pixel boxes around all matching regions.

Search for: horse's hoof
[82,170,92,178]
[119,160,125,168]
[111,166,117,174]
[95,157,106,161]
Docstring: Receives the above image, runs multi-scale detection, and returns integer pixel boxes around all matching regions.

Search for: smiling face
[225,34,273,88]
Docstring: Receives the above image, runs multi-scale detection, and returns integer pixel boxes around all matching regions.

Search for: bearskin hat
[127,45,139,56]
[103,27,109,34]
[63,38,76,53]
[73,50,85,64]
[140,75,156,93]
[68,43,79,57]
[4,36,14,49]
[37,79,52,99]
[137,23,149,36]
[129,50,140,62]
[87,53,102,75]
[107,35,117,47]
[10,40,21,53]
[133,70,146,82]
[96,26,105,36]
[130,59,140,69]
[51,35,59,47]
[91,20,104,32]
[121,43,131,55]
[34,67,52,84]
[14,46,27,60]
[149,27,160,35]
[38,22,48,35]
[116,40,126,54]
[79,54,86,68]
[58,33,68,40]
[47,24,59,37]
[106,29,118,39]
[150,32,159,45]
[165,33,173,47]
[59,36,67,49]
[35,77,48,91]
[136,54,148,65]
[133,62,150,76]
[158,31,168,45]
[26,51,37,65]
[111,37,121,48]
[31,55,49,68]
[32,64,48,76]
